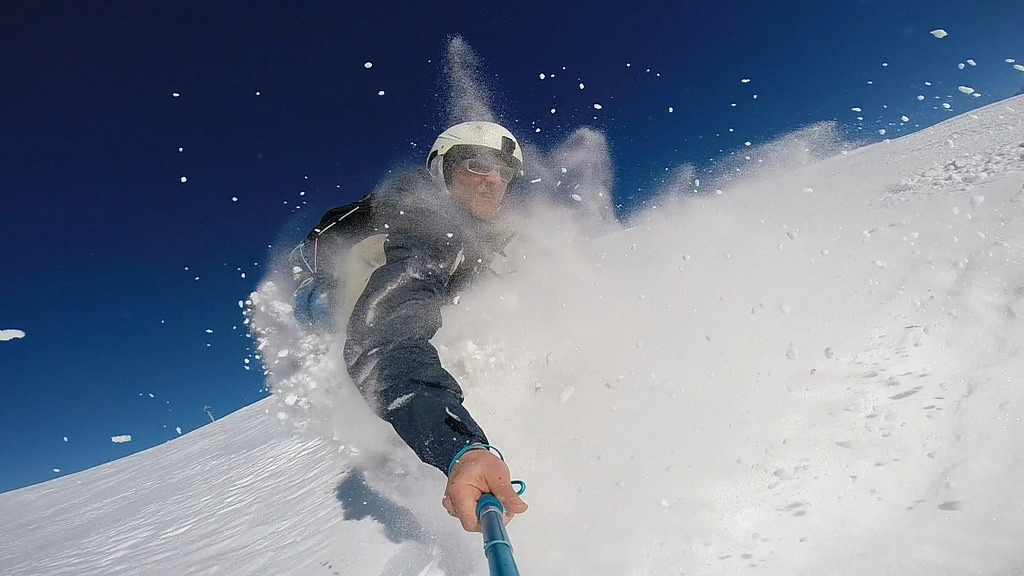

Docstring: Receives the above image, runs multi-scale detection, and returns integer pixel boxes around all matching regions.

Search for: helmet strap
[428,155,450,195]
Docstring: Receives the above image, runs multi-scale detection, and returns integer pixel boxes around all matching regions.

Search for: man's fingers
[446,484,483,532]
[450,492,481,531]
[446,481,481,508]
[456,507,480,532]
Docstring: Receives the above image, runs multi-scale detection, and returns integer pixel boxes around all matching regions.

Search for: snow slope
[2,96,1023,576]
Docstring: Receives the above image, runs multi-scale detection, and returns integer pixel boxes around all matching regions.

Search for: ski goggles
[461,158,516,183]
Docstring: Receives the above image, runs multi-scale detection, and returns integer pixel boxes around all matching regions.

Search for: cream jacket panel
[340,233,388,322]
[337,231,517,323]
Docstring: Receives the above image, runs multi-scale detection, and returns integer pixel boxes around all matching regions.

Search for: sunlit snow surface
[3,96,1024,575]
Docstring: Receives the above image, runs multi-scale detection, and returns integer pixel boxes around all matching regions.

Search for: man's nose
[483,170,506,187]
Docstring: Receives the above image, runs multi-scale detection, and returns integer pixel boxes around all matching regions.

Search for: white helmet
[426,121,523,188]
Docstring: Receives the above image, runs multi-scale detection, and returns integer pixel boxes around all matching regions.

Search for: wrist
[447,443,503,476]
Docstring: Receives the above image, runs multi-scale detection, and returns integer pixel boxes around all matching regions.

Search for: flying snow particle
[571,194,583,202]
[232,196,238,202]
[901,115,910,122]
[111,435,132,444]
[668,106,674,113]
[593,103,603,110]
[879,129,887,135]
[205,329,214,334]
[539,73,546,80]
[930,29,948,39]
[255,91,260,96]
[1015,65,1024,72]
[958,85,975,94]
[967,59,976,66]
[741,78,751,83]
[177,147,183,152]
[550,108,556,114]
[180,176,187,183]
[786,342,799,360]
[558,385,575,404]
[942,103,952,109]
[364,62,373,69]
[176,427,182,434]
[578,82,585,90]
[0,329,26,342]
[172,92,181,97]
[53,469,61,473]
[917,95,925,101]
[958,63,966,70]
[377,90,385,96]
[852,107,862,112]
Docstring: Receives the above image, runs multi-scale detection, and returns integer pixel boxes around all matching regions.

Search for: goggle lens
[463,158,515,183]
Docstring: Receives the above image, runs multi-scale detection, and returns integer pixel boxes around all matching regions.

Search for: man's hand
[442,449,528,532]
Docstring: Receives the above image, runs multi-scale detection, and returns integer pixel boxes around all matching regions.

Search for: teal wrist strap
[448,443,499,476]
[448,443,527,496]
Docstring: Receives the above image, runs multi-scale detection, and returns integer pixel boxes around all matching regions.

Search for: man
[289,121,529,532]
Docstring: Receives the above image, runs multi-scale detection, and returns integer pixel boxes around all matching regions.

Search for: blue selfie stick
[476,494,521,576]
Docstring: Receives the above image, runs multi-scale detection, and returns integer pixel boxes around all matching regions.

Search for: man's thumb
[493,483,528,514]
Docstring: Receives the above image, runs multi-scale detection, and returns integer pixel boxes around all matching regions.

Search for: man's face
[449,154,512,222]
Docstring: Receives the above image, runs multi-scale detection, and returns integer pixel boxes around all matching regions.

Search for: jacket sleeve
[343,209,488,475]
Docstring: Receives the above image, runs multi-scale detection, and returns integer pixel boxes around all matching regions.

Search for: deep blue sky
[1,0,1020,493]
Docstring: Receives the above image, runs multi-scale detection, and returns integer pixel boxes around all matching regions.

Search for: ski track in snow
[2,96,1024,575]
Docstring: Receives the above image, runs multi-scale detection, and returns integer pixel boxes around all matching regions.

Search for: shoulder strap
[307,194,377,243]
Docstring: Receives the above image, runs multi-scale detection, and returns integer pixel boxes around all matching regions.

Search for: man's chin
[470,201,500,221]
[472,208,499,222]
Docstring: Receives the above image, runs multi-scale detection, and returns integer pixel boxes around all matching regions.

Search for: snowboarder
[289,121,529,532]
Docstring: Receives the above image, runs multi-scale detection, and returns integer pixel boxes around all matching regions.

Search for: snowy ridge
[2,96,1024,575]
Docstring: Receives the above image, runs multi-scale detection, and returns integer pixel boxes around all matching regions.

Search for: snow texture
[3,96,1024,576]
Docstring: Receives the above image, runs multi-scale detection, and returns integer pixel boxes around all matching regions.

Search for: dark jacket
[294,169,513,474]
